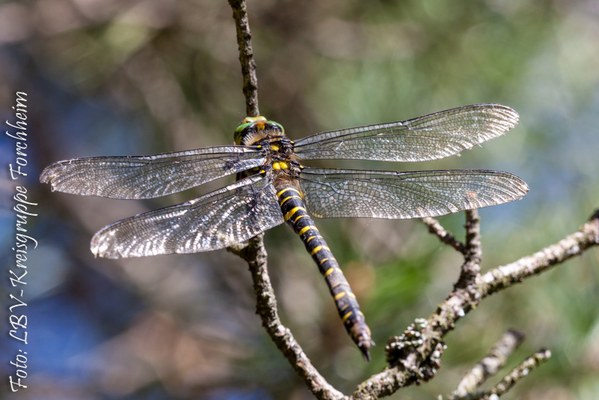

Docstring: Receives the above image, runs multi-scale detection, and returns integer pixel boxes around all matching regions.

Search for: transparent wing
[299,168,528,219]
[91,174,284,258]
[293,104,519,162]
[40,146,266,199]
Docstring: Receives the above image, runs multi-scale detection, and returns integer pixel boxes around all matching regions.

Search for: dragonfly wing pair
[293,103,519,162]
[40,103,529,360]
[89,174,284,258]
[81,165,528,258]
[298,168,528,219]
[39,145,266,199]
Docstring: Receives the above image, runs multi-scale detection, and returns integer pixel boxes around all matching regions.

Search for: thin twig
[421,217,467,254]
[228,236,345,400]
[482,210,599,296]
[226,2,342,399]
[455,210,482,289]
[451,329,525,398]
[488,349,551,397]
[452,349,552,400]
[464,210,482,260]
[228,0,260,117]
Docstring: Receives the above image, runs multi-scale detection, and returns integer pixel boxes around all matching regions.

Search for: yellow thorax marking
[284,206,305,221]
[271,144,280,151]
[272,161,289,171]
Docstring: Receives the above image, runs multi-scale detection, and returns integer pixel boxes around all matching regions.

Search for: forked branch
[353,211,599,399]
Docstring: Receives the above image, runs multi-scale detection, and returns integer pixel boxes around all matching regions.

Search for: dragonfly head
[234,116,285,145]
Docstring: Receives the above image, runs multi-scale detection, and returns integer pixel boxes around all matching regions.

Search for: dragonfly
[40,103,529,361]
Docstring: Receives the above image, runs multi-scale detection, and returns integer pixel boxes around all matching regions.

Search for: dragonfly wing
[40,146,266,199]
[91,174,284,258]
[299,168,528,219]
[294,104,519,162]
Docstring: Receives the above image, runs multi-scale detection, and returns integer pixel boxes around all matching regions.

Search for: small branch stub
[422,217,467,254]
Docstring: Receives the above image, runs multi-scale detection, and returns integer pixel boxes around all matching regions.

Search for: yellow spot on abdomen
[310,245,330,255]
[342,311,353,322]
[294,214,307,223]
[306,235,323,243]
[277,187,298,197]
[279,195,301,206]
[298,225,317,235]
[334,292,346,300]
[284,206,305,221]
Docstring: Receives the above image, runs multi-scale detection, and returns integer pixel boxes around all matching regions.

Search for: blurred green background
[1,0,598,399]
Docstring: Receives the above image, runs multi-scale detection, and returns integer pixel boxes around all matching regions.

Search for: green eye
[270,121,284,134]
[234,122,253,144]
[235,122,252,134]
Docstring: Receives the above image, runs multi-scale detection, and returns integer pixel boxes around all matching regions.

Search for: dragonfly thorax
[234,116,285,146]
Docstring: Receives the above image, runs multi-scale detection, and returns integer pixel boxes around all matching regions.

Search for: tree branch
[452,349,552,400]
[451,329,525,398]
[228,0,260,117]
[456,210,482,289]
[227,2,342,399]
[228,236,344,400]
[487,349,552,398]
[353,209,598,399]
[481,209,599,296]
[421,217,467,254]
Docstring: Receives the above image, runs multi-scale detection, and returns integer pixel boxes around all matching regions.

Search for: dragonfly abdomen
[276,185,374,361]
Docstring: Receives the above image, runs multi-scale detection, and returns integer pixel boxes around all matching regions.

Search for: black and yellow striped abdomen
[276,184,374,360]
